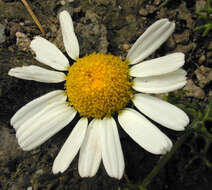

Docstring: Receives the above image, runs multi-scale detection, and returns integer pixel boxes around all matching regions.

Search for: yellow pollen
[65,52,133,118]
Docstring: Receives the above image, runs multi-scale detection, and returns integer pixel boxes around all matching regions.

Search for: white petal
[78,119,101,177]
[8,65,66,83]
[17,102,76,151]
[161,133,173,153]
[133,94,189,131]
[127,19,175,65]
[11,90,66,131]
[118,108,172,155]
[100,118,124,179]
[59,10,80,60]
[30,36,69,71]
[133,69,187,93]
[130,53,185,77]
[53,118,88,174]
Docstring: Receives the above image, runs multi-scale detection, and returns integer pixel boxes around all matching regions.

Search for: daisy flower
[8,10,189,179]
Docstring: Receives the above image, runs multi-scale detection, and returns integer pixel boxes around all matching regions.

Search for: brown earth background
[0,0,212,190]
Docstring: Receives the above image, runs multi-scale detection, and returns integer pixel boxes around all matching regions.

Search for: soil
[0,0,212,190]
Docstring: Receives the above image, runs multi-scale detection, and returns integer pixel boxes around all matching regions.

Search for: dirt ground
[0,0,212,190]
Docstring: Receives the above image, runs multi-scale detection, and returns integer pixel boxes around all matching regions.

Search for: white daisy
[8,10,189,179]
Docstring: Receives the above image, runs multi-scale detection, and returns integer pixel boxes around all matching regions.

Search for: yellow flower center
[65,52,133,118]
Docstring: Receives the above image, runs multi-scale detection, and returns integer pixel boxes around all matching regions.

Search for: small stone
[195,66,212,88]
[175,43,196,54]
[198,55,206,64]
[154,0,162,5]
[183,79,205,99]
[15,32,31,51]
[139,8,148,16]
[174,30,190,45]
[121,44,130,51]
[0,23,6,44]
[35,169,44,175]
[60,0,65,5]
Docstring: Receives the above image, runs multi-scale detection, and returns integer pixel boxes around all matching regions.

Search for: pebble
[195,66,212,88]
[175,43,196,54]
[174,30,190,45]
[154,0,162,5]
[60,0,66,5]
[121,44,130,51]
[183,79,205,99]
[35,169,44,175]
[198,55,206,64]
[15,32,31,51]
[139,8,148,16]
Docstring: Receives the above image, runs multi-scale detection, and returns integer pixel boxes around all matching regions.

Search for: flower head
[65,52,133,118]
[8,10,189,179]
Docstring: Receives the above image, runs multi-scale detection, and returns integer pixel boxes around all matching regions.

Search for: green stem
[140,129,192,188]
[159,0,170,8]
[203,99,212,121]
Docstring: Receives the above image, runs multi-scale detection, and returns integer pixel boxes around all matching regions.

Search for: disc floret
[65,52,133,118]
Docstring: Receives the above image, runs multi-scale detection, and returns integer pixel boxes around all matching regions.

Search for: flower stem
[139,130,192,189]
